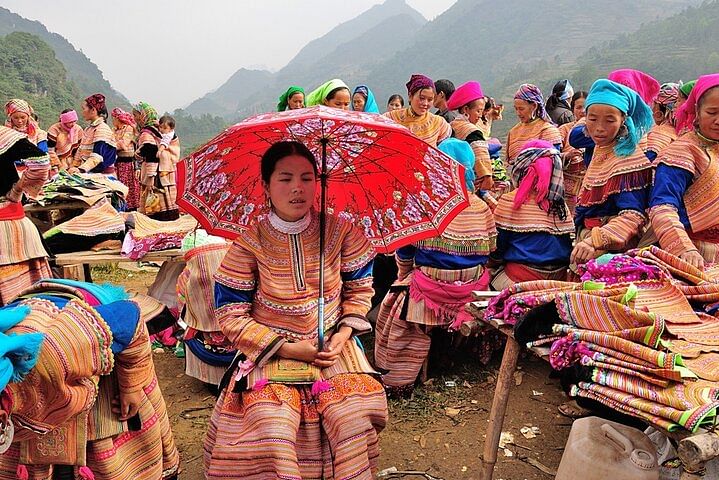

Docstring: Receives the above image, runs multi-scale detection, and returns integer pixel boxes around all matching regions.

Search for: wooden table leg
[61,264,86,281]
[480,336,521,480]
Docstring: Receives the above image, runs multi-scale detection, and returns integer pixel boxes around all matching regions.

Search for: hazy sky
[2,0,456,112]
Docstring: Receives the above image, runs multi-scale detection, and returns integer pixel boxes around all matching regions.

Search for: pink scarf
[409,268,489,331]
[513,155,552,212]
[59,110,79,145]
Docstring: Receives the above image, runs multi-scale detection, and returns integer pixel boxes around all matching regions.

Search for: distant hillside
[0,32,83,126]
[0,7,130,110]
[184,68,273,118]
[170,108,229,154]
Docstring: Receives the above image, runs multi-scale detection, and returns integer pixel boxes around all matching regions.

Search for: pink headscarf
[446,81,484,110]
[59,110,79,144]
[608,69,660,105]
[675,73,719,134]
[111,107,135,127]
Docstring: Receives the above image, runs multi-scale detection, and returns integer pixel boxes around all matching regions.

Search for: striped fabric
[558,119,586,214]
[494,190,574,234]
[73,118,116,172]
[579,144,653,207]
[647,122,678,155]
[505,119,562,166]
[383,108,451,147]
[44,200,124,238]
[113,124,136,158]
[0,259,51,306]
[0,217,48,266]
[450,119,493,189]
[47,122,83,171]
[114,123,140,210]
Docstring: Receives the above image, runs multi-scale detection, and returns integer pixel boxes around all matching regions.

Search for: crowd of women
[0,67,718,479]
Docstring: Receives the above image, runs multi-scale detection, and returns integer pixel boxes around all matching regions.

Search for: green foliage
[0,32,83,126]
[169,109,229,155]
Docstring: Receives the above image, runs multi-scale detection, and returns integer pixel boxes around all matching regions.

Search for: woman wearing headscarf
[570,79,654,267]
[5,99,47,152]
[0,125,51,305]
[545,79,575,125]
[374,139,497,396]
[649,73,719,269]
[505,84,562,171]
[676,80,696,111]
[46,109,83,174]
[383,74,452,148]
[558,91,589,214]
[446,81,494,191]
[569,69,658,162]
[70,93,117,174]
[133,101,179,221]
[112,107,140,210]
[490,140,574,289]
[351,85,380,113]
[646,82,681,160]
[277,86,305,111]
[305,79,351,110]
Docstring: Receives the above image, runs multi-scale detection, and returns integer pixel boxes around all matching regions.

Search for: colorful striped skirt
[204,373,387,479]
[0,258,51,306]
[115,157,141,210]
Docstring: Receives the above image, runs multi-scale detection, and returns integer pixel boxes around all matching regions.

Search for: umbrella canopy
[177,106,469,254]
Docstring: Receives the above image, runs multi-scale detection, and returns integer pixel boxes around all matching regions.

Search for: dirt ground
[96,266,572,480]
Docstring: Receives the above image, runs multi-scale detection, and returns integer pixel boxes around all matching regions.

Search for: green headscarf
[680,80,696,98]
[277,86,305,111]
[132,101,159,129]
[305,79,349,107]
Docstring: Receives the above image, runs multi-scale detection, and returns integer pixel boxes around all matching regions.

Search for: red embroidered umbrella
[177,106,469,348]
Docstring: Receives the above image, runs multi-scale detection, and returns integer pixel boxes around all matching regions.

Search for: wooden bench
[53,248,184,282]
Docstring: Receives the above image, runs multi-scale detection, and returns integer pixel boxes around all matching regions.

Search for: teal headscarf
[0,305,44,391]
[585,79,654,157]
[277,86,305,111]
[351,85,379,114]
[305,79,349,107]
[438,138,475,192]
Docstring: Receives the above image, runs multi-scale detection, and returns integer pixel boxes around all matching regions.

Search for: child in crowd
[158,115,176,157]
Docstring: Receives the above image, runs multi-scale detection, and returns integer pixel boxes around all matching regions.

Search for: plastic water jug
[556,416,660,480]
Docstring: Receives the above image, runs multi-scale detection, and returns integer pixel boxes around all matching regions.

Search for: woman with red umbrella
[204,141,388,479]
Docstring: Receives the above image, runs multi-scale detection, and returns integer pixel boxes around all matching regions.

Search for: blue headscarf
[351,85,380,114]
[585,79,654,157]
[438,138,475,192]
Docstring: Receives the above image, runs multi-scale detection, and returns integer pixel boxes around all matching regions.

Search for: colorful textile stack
[42,199,126,254]
[32,170,129,210]
[121,212,197,260]
[485,247,719,432]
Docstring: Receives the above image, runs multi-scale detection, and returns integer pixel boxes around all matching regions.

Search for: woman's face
[573,97,586,120]
[264,154,317,222]
[387,98,403,111]
[697,87,719,141]
[352,93,366,112]
[288,93,305,110]
[651,102,665,125]
[513,99,537,123]
[9,112,29,130]
[676,93,688,111]
[585,104,624,147]
[324,89,351,110]
[81,101,96,121]
[462,98,486,125]
[132,110,142,125]
[111,117,121,129]
[409,88,434,116]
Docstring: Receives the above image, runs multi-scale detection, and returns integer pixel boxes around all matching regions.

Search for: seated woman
[352,85,380,113]
[384,74,452,148]
[374,139,497,396]
[491,140,574,290]
[446,81,494,191]
[649,73,719,269]
[277,86,305,111]
[305,79,352,110]
[571,79,654,268]
[0,125,51,306]
[46,109,83,174]
[646,82,680,159]
[204,141,387,479]
[505,84,562,172]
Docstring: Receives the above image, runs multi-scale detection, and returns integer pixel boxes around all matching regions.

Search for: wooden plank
[61,264,86,281]
[53,248,183,266]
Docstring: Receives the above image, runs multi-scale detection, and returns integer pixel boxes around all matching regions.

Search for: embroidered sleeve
[437,118,452,144]
[339,223,375,322]
[467,136,493,189]
[591,209,646,251]
[650,204,698,257]
[213,238,284,364]
[115,319,152,393]
[542,124,563,147]
[6,139,50,201]
[395,246,415,279]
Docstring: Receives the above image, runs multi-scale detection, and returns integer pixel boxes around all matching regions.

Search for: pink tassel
[311,379,332,396]
[17,464,29,480]
[79,466,96,480]
[252,378,268,390]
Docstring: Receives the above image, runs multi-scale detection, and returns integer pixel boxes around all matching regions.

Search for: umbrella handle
[317,298,325,351]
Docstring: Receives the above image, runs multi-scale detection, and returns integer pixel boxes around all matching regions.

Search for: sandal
[558,400,593,419]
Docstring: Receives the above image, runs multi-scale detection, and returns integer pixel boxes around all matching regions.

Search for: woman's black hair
[261,141,317,183]
[61,108,73,114]
[570,90,588,111]
[326,86,350,101]
[387,94,405,107]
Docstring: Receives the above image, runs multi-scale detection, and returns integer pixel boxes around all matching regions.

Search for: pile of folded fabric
[121,212,197,260]
[32,171,129,210]
[486,246,719,432]
[42,199,126,254]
